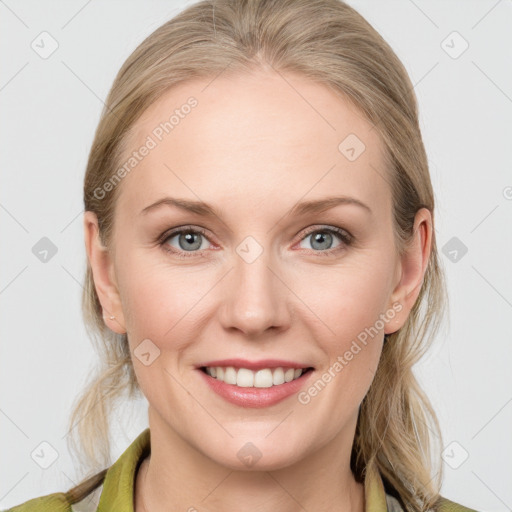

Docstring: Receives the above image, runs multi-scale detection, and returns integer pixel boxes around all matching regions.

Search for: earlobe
[385,208,432,335]
[83,211,127,334]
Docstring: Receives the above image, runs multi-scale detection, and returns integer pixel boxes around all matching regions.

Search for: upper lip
[197,358,314,371]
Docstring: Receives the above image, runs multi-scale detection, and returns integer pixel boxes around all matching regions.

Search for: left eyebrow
[287,196,372,217]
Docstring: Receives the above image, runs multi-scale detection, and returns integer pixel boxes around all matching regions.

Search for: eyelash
[158,225,353,259]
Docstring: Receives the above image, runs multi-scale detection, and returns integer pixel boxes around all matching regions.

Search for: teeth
[204,366,307,387]
[284,368,295,382]
[224,366,237,385]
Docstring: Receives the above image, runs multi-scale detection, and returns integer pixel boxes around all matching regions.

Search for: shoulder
[437,495,481,512]
[3,482,102,512]
[3,492,72,511]
[4,429,149,512]
[385,492,480,512]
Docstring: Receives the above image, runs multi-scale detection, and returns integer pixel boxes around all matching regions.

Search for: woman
[7,0,479,511]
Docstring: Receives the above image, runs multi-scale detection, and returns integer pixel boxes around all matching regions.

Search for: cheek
[117,254,218,365]
[293,255,394,345]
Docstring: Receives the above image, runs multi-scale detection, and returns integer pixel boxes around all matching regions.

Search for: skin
[84,67,432,512]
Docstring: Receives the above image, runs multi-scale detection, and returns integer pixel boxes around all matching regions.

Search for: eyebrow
[140,195,372,218]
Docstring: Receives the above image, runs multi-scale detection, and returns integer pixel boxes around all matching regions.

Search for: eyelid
[158,224,353,258]
[297,224,353,244]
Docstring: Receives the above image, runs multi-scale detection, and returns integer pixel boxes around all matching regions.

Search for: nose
[218,246,290,338]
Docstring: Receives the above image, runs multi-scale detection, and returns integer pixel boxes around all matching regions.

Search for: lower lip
[197,368,314,408]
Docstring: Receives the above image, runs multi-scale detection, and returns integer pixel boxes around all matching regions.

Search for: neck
[135,408,365,512]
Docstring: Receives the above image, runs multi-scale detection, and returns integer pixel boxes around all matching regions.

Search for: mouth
[199,365,314,388]
[196,361,315,408]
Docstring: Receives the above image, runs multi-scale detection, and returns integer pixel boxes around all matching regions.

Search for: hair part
[68,1,449,510]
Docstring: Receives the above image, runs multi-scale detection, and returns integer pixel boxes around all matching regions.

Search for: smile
[197,364,315,408]
[201,366,311,388]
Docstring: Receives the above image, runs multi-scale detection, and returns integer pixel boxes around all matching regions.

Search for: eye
[296,226,353,256]
[158,224,353,259]
[160,226,213,258]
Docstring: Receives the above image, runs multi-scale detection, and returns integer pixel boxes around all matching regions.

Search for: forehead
[116,69,391,218]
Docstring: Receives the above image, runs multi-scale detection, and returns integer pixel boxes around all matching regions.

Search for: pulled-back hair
[68,1,448,510]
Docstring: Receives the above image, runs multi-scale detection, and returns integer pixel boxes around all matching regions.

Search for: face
[86,68,426,472]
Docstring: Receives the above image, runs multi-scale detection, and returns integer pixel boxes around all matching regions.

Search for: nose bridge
[219,236,288,336]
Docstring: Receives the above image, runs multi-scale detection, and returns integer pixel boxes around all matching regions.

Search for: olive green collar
[96,428,389,512]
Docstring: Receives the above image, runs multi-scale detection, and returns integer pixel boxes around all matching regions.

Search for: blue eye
[161,227,211,258]
[159,225,353,259]
[297,226,353,256]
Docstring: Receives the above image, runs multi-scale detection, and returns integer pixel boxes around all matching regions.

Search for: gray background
[1,0,511,510]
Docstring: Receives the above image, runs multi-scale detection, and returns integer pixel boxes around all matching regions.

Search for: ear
[83,211,126,334]
[384,207,433,335]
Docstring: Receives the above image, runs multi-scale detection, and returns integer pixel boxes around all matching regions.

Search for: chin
[202,437,307,472]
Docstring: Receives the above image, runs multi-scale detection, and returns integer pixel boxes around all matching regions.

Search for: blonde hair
[68,1,449,510]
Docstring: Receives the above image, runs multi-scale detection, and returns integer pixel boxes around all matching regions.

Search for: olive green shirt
[4,429,478,512]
